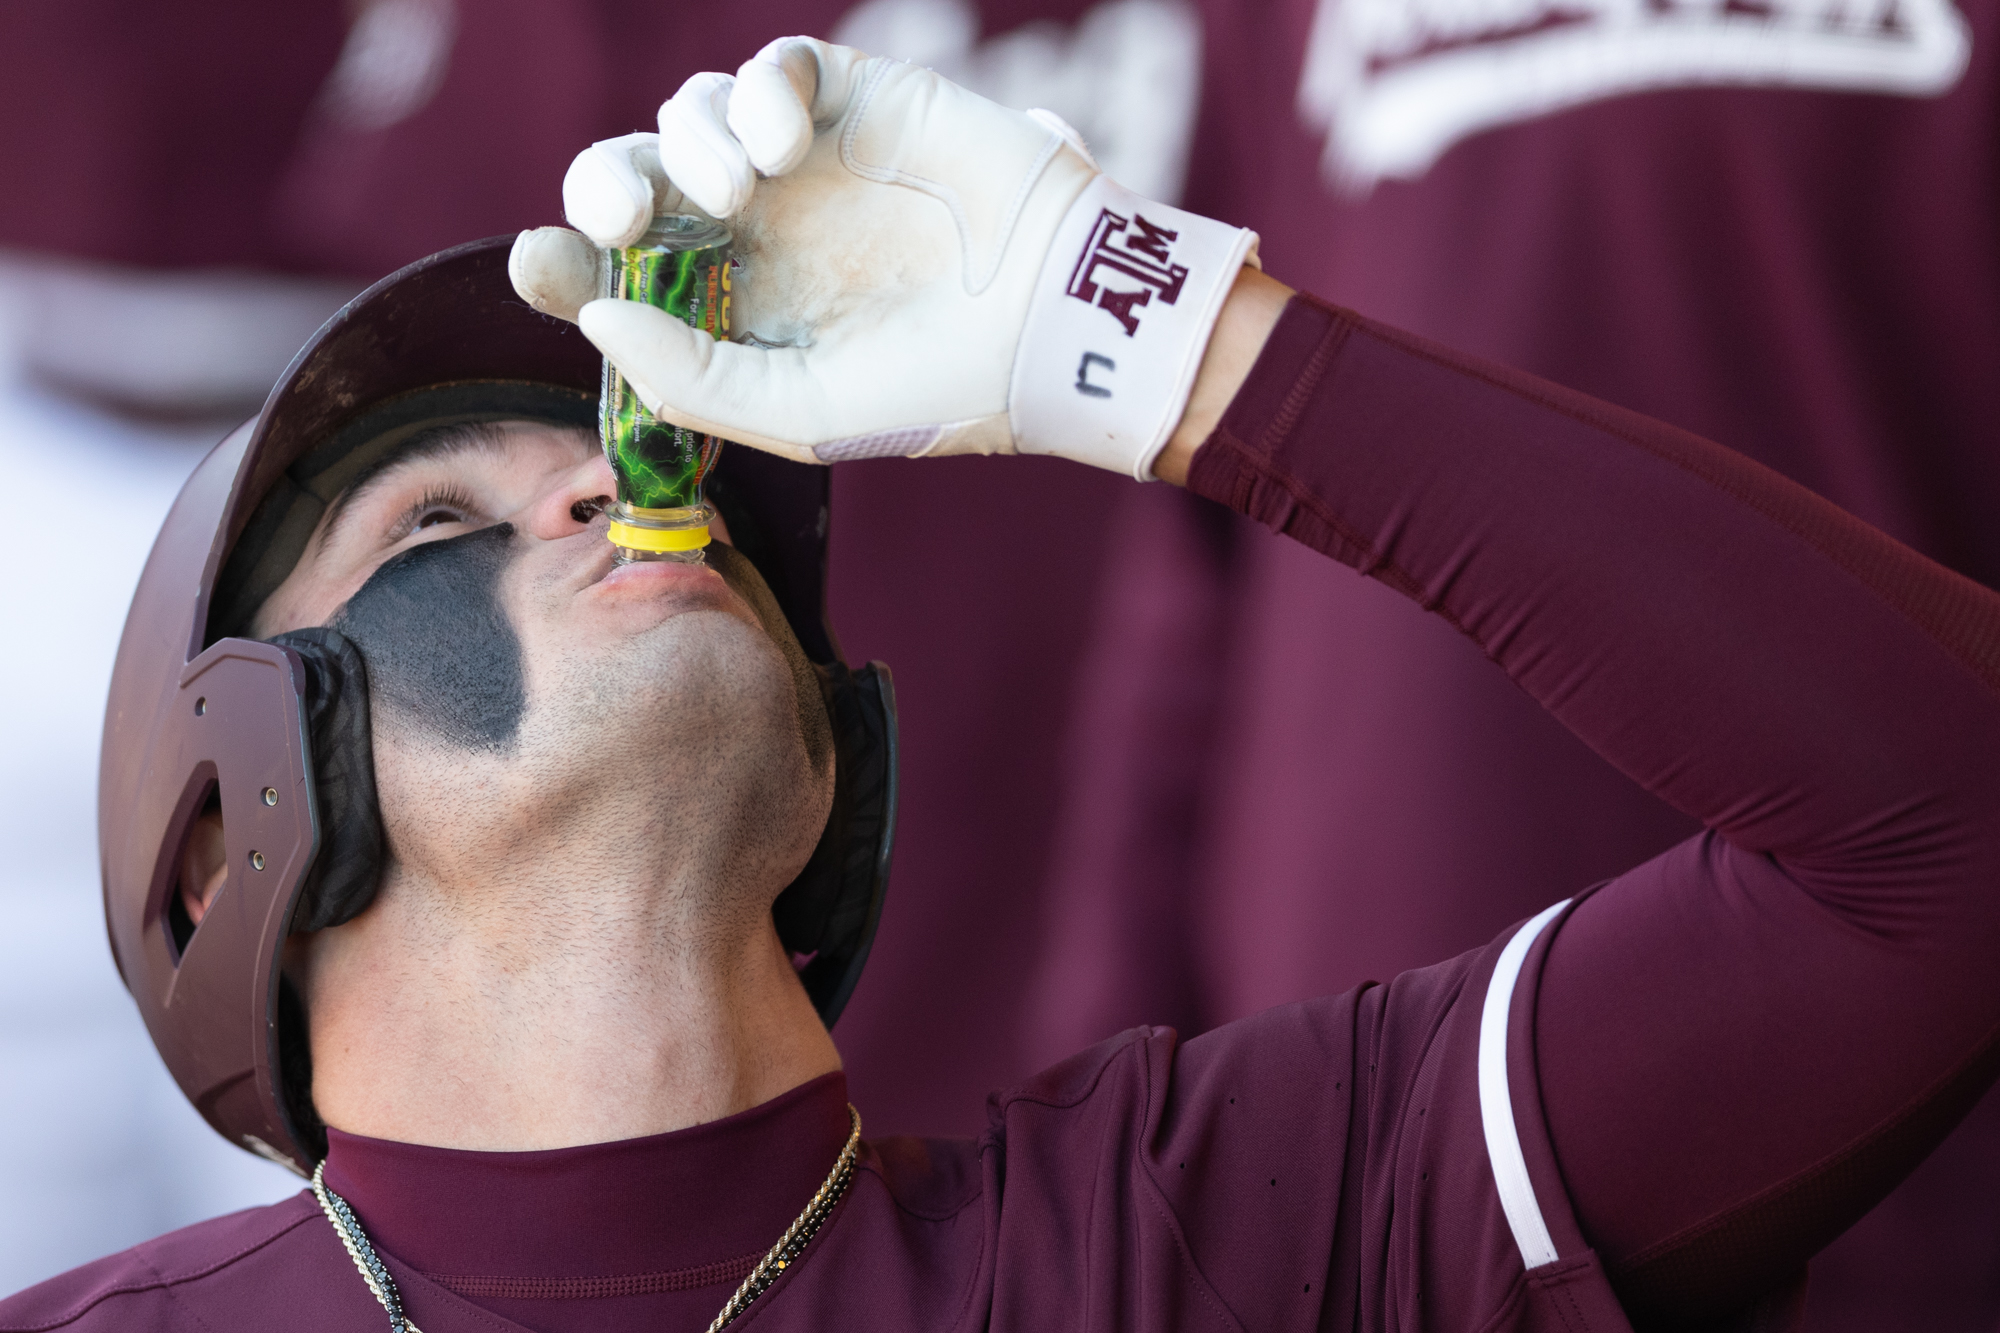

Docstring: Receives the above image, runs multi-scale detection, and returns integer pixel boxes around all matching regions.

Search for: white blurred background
[0,267,301,1295]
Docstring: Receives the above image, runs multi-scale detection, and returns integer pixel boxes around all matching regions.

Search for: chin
[541,618,819,797]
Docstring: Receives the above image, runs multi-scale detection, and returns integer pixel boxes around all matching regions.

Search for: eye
[388,484,481,542]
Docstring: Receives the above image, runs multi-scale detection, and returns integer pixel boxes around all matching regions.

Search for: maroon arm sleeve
[1184,295,2000,1326]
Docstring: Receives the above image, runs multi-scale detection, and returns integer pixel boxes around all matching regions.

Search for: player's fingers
[577,298,824,465]
[509,227,599,323]
[728,38,821,177]
[730,37,878,177]
[562,132,712,247]
[658,72,757,220]
[563,134,661,248]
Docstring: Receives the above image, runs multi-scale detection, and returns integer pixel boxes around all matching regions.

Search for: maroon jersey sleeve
[1183,294,2000,1325]
[982,914,1632,1332]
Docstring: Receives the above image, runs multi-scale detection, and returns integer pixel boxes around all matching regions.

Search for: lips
[592,556,727,595]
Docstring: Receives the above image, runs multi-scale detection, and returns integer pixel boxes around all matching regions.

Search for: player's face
[254,422,750,646]
[253,421,834,912]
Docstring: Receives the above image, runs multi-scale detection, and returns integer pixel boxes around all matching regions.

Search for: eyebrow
[314,421,590,554]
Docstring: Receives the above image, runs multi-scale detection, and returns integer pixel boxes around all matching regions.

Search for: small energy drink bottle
[598,214,733,563]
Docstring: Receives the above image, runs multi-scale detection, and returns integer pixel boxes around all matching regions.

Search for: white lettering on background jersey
[1297,0,1971,190]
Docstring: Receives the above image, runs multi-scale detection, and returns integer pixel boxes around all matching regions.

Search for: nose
[521,450,617,540]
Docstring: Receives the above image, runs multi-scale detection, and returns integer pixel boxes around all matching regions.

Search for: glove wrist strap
[1008,176,1259,480]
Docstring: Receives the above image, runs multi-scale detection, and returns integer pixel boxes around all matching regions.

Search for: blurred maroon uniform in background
[1030,0,2000,1327]
[0,0,346,270]
[7,0,1996,1324]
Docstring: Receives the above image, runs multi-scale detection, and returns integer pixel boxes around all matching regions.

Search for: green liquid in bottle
[599,215,732,560]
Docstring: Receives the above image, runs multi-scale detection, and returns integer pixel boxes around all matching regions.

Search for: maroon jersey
[0,960,1625,1333]
[9,296,1997,1331]
[1035,2,2000,1322]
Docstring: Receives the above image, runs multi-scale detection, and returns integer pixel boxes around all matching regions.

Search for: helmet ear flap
[775,661,898,1028]
[264,626,384,1160]
[271,628,385,934]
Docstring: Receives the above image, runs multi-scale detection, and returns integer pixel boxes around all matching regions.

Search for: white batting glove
[509,36,1258,481]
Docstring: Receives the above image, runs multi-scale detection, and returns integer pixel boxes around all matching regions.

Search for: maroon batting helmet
[99,236,897,1174]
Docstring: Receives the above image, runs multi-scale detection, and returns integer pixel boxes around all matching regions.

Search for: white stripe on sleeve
[1477,898,1571,1271]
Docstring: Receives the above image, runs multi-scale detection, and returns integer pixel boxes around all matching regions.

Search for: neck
[298,858,841,1151]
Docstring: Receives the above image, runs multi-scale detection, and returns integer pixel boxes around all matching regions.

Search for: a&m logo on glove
[1065,210,1189,337]
[1012,176,1257,478]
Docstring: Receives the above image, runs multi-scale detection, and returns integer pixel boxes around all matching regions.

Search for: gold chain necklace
[312,1105,862,1333]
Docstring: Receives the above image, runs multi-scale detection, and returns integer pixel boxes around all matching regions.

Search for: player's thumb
[510,227,598,323]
